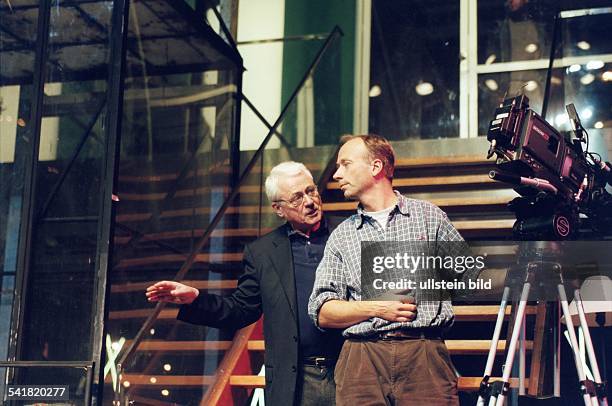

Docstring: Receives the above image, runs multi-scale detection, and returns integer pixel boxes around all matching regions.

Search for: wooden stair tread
[114,228,273,245]
[327,174,495,190]
[111,279,237,293]
[115,252,243,269]
[116,195,513,222]
[394,155,488,167]
[120,173,497,201]
[323,196,511,212]
[116,156,488,185]
[109,305,534,321]
[130,339,530,354]
[113,220,513,247]
[228,375,528,391]
[106,374,214,386]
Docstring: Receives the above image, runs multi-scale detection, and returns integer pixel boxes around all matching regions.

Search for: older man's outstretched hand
[145,281,199,305]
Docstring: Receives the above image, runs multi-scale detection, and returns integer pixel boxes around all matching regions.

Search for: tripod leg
[574,289,608,406]
[519,320,526,395]
[558,284,597,406]
[478,286,511,406]
[495,282,531,406]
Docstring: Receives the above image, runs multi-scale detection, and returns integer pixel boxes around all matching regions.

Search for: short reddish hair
[339,134,395,180]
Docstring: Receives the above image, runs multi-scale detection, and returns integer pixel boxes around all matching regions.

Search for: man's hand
[371,298,417,323]
[145,281,199,305]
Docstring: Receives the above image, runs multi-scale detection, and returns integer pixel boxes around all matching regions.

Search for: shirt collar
[354,190,410,229]
[286,216,328,238]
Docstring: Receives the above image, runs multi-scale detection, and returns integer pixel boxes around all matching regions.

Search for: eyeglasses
[275,185,319,208]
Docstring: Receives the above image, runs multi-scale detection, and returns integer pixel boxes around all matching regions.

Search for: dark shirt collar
[355,190,410,229]
[286,217,328,238]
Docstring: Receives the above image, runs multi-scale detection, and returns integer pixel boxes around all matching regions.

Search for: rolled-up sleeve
[308,233,348,329]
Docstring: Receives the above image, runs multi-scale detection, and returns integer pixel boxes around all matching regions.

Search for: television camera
[486,95,612,239]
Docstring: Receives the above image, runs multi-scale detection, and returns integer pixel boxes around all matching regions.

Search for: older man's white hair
[265,161,314,202]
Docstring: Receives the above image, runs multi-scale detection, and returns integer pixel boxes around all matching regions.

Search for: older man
[146,161,343,405]
[309,135,477,405]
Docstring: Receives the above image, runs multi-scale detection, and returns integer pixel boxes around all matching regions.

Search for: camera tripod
[476,248,608,406]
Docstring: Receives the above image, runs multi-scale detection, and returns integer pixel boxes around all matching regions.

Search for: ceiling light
[581,108,593,120]
[555,114,569,127]
[580,73,595,85]
[368,85,381,98]
[150,377,158,383]
[594,121,604,129]
[576,41,591,50]
[602,71,612,82]
[163,364,172,372]
[415,82,434,96]
[123,381,130,388]
[525,43,538,53]
[568,64,581,73]
[150,329,155,335]
[586,60,604,70]
[161,389,170,396]
[484,79,499,91]
[524,81,538,92]
[485,54,497,65]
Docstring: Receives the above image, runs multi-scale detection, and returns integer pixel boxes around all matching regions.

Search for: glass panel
[106,29,342,404]
[369,0,460,139]
[104,0,242,402]
[478,11,612,137]
[20,1,115,369]
[479,1,612,65]
[477,0,555,64]
[0,1,39,400]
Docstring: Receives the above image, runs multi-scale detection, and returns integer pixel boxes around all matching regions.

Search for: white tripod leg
[574,289,608,406]
[558,284,596,406]
[494,282,531,406]
[477,286,511,406]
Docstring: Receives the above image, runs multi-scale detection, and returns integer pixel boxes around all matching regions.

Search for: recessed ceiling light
[568,64,581,73]
[524,81,538,92]
[594,121,604,129]
[581,108,593,120]
[415,82,434,96]
[368,85,382,98]
[602,71,612,82]
[161,389,170,396]
[580,73,595,85]
[576,41,591,50]
[586,60,604,70]
[484,79,499,91]
[163,364,172,372]
[525,43,538,53]
[555,114,569,127]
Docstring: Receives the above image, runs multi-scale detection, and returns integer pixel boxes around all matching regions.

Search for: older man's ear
[272,203,284,218]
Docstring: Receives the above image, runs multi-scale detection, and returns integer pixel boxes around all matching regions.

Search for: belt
[356,328,443,341]
[301,356,337,368]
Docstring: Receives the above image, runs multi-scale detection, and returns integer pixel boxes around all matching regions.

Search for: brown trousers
[334,338,459,406]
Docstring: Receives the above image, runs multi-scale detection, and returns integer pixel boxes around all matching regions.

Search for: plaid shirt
[308,191,468,337]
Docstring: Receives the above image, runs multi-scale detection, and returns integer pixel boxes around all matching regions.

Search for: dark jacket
[177,217,343,405]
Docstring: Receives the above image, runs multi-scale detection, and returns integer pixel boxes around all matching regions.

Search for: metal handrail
[115,26,343,378]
